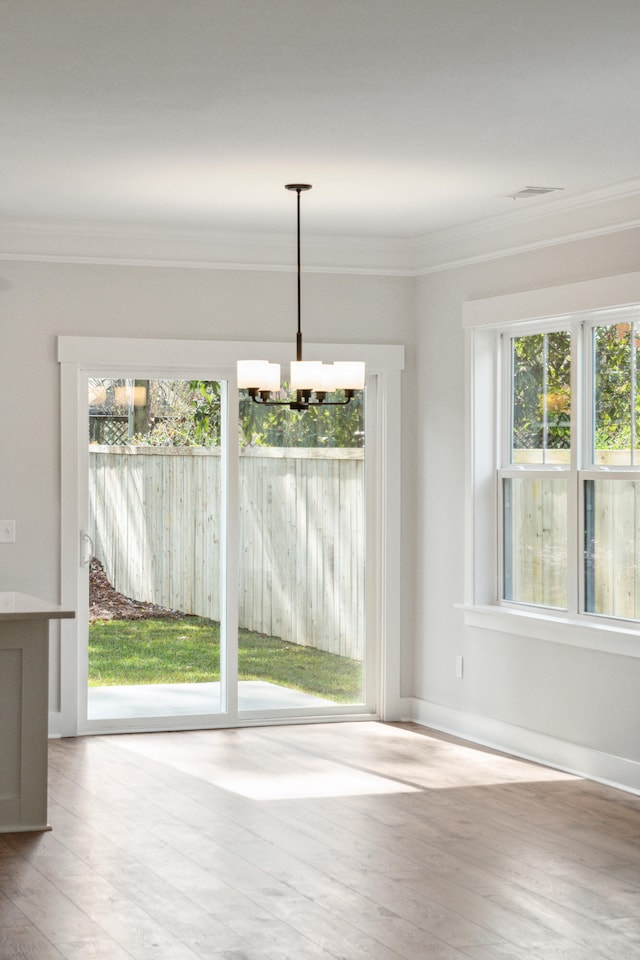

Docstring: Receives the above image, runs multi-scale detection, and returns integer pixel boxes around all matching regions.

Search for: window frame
[497,319,577,614]
[463,271,640,657]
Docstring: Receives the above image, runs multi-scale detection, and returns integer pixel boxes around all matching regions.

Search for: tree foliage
[512,331,571,452]
[104,379,364,448]
[512,323,639,454]
[593,323,637,450]
[238,389,364,448]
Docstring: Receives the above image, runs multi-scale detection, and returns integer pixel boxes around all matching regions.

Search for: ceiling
[3,0,640,243]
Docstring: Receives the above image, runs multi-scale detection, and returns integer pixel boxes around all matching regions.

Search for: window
[586,318,640,620]
[496,309,640,624]
[501,328,571,609]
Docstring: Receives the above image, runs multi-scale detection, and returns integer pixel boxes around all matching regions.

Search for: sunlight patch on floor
[206,767,420,800]
[109,732,419,800]
[107,722,579,801]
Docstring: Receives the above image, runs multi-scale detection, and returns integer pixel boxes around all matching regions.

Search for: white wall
[9,219,640,785]
[413,226,640,790]
[0,258,415,711]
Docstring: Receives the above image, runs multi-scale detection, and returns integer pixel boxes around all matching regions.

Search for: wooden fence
[505,477,567,609]
[505,467,640,619]
[89,446,365,659]
[587,477,640,620]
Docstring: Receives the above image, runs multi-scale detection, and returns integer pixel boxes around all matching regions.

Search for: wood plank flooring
[2,722,640,959]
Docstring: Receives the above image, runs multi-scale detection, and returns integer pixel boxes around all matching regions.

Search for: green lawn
[88,617,363,704]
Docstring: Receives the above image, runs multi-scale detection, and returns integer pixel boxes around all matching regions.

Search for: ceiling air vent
[503,185,564,200]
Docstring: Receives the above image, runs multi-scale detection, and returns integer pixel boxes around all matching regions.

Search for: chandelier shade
[333,362,367,390]
[237,360,281,392]
[236,184,365,409]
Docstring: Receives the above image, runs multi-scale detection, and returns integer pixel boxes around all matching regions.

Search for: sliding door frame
[56,336,404,736]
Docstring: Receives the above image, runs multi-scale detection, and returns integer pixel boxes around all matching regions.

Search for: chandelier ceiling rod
[288,183,312,364]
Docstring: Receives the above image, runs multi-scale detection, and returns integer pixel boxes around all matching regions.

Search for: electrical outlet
[455,655,464,679]
[0,520,16,543]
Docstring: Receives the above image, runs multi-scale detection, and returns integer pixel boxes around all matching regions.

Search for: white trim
[2,222,419,276]
[56,360,84,737]
[220,379,238,718]
[58,335,404,736]
[463,270,640,329]
[57,336,403,371]
[6,178,640,276]
[65,710,379,738]
[376,367,404,720]
[424,178,640,248]
[461,604,640,659]
[416,219,640,276]
[416,178,640,275]
[1,252,416,279]
[464,326,500,607]
[406,697,640,796]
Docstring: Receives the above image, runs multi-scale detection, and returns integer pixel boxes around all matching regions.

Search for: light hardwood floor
[2,722,640,959]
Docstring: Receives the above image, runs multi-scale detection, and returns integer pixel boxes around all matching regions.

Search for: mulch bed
[89,557,185,623]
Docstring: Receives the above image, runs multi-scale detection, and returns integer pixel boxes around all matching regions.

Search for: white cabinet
[0,593,74,832]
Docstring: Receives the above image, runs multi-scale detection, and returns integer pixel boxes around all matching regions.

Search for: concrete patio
[88,679,337,719]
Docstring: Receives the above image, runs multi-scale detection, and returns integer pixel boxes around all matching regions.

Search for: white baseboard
[403,697,640,797]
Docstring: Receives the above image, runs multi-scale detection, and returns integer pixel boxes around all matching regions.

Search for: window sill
[459,603,640,659]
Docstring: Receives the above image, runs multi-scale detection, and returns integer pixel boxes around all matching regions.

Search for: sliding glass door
[82,374,369,728]
[86,377,226,723]
[57,336,403,737]
[237,387,367,714]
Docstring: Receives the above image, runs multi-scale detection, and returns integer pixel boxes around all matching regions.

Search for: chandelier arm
[249,391,354,409]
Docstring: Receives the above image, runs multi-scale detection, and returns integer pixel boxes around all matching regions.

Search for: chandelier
[237,184,365,410]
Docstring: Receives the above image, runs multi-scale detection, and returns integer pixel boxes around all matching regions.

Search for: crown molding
[2,178,640,276]
[415,178,640,274]
[0,219,419,276]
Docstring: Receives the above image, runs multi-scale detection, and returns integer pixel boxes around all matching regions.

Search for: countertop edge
[0,592,76,621]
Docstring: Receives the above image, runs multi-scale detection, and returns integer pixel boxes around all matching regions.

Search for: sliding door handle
[80,531,94,566]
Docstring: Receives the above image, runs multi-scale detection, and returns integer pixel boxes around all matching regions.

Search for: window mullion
[632,322,637,466]
[542,333,549,464]
[578,320,594,618]
[567,320,582,617]
[501,332,512,467]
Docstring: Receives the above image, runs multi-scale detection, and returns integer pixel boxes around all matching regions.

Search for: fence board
[89,446,365,659]
[506,471,640,618]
